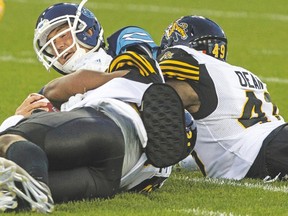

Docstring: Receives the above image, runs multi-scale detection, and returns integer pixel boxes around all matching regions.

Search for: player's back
[158,45,285,179]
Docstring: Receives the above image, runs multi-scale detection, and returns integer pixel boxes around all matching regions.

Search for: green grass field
[1,0,288,215]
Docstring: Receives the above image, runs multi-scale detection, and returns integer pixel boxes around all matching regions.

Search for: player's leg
[0,108,124,170]
[0,108,125,202]
[43,107,125,170]
[0,135,53,213]
[246,123,288,181]
[42,107,125,201]
[48,165,123,203]
[0,135,48,184]
[140,83,197,168]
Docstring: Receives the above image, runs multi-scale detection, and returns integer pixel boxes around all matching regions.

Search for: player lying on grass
[34,1,161,107]
[32,0,196,167]
[32,0,195,166]
[32,0,198,172]
[0,83,192,213]
[0,2,196,213]
[157,15,288,181]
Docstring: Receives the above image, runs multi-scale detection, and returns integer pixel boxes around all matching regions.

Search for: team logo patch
[159,51,174,61]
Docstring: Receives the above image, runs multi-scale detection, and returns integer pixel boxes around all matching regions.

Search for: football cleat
[0,190,17,212]
[141,83,196,168]
[0,158,54,213]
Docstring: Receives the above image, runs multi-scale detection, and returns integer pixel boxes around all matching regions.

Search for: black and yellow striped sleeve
[159,59,200,81]
[108,51,163,84]
[108,51,155,76]
[157,48,200,81]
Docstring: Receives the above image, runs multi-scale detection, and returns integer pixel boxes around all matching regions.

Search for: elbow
[42,81,60,101]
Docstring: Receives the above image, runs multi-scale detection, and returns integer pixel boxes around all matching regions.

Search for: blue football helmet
[33,0,104,74]
[160,15,228,61]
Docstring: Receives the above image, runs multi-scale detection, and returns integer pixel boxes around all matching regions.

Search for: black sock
[6,140,49,185]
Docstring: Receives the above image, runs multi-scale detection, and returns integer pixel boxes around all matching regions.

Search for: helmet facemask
[33,0,104,74]
[34,17,85,71]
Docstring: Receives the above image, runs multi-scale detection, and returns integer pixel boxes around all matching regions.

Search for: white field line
[1,54,288,85]
[169,207,244,216]
[173,175,288,193]
[260,77,288,84]
[9,0,288,22]
[88,3,288,22]
[0,55,36,64]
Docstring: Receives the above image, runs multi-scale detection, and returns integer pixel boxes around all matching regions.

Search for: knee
[0,134,26,157]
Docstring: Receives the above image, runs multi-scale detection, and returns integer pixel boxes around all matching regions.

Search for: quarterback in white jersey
[158,15,288,180]
[0,2,195,212]
[33,0,174,192]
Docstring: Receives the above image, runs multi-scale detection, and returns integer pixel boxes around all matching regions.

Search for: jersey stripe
[108,51,156,77]
[159,59,200,81]
[160,59,199,70]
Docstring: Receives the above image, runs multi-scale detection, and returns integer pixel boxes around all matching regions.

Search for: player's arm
[165,79,200,114]
[43,69,129,103]
[158,47,201,114]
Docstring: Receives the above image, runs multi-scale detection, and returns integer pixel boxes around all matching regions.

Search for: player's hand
[15,93,50,117]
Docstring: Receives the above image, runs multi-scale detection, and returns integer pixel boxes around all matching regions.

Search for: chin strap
[57,47,87,74]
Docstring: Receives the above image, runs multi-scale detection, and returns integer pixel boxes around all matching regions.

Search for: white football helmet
[33,0,104,74]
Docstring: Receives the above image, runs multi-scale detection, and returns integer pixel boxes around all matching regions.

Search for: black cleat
[141,83,194,168]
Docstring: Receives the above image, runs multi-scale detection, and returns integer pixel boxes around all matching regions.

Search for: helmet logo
[166,21,188,41]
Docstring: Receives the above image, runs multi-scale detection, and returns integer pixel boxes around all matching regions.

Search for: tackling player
[0,2,196,213]
[32,0,196,167]
[33,0,195,166]
[157,15,288,181]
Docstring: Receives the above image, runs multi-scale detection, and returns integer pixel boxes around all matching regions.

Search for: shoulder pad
[107,26,159,59]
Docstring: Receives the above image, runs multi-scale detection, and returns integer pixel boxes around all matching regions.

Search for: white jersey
[69,48,112,72]
[159,45,285,180]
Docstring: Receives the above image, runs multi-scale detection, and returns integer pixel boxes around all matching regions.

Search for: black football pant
[1,107,125,202]
[246,123,288,180]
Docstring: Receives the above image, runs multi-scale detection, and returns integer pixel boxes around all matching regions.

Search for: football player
[157,15,288,181]
[34,1,196,165]
[33,1,110,75]
[33,0,195,166]
[33,0,196,167]
[0,82,188,213]
[34,0,197,177]
[0,2,196,213]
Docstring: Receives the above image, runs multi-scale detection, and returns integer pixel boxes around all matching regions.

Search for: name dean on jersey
[235,70,264,89]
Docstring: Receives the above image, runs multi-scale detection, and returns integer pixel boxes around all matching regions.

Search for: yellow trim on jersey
[108,51,156,77]
[159,59,200,81]
[164,72,199,80]
[160,65,199,75]
[129,102,140,115]
[160,59,199,70]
